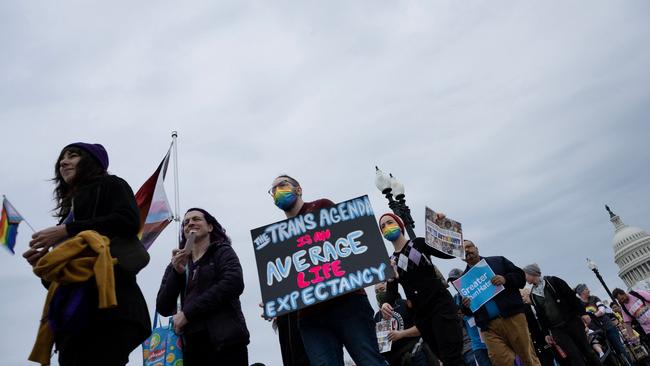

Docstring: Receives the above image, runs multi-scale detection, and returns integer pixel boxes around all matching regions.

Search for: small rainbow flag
[1,196,24,254]
[135,145,173,250]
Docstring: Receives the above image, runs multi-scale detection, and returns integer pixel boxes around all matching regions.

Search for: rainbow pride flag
[1,196,24,254]
[135,145,173,250]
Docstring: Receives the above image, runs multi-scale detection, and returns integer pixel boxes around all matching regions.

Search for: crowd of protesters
[20,149,650,366]
[262,175,650,366]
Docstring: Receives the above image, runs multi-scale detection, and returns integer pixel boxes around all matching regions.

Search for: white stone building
[608,206,650,289]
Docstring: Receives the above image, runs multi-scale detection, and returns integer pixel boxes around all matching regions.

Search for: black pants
[551,317,602,366]
[57,320,144,366]
[276,312,310,366]
[184,330,248,366]
[416,312,465,366]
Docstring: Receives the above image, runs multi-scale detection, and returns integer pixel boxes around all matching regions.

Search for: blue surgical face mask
[274,186,298,211]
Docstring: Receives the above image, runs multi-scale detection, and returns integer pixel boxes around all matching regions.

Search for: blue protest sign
[453,259,504,312]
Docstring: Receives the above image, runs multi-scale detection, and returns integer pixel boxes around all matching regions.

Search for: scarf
[531,278,546,298]
[28,230,117,365]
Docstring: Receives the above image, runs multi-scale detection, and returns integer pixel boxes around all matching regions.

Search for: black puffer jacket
[157,242,250,350]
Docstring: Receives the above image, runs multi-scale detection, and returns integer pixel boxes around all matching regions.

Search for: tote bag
[143,313,183,366]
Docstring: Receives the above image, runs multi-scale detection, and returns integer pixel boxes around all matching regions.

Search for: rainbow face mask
[382,223,401,241]
[274,186,297,211]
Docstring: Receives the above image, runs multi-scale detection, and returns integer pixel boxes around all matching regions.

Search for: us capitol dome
[608,205,650,289]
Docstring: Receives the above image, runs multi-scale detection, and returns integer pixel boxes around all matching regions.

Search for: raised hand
[171,248,189,273]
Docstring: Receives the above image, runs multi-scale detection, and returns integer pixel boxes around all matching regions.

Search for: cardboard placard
[376,318,398,353]
[452,259,504,312]
[251,195,393,318]
[425,207,464,258]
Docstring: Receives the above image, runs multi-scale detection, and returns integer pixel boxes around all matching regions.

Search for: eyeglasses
[268,179,294,196]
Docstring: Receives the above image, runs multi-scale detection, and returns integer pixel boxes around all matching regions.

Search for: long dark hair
[53,146,107,219]
[180,208,231,248]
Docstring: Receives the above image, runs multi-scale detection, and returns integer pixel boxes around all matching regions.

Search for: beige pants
[480,313,541,366]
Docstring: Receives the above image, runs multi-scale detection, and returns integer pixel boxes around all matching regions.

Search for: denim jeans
[298,294,387,366]
[464,350,477,365]
[474,348,493,366]
[605,325,633,364]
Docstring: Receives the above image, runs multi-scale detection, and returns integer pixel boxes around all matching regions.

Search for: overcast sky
[1,1,649,365]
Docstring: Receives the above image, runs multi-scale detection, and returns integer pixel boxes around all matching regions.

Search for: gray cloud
[1,1,649,365]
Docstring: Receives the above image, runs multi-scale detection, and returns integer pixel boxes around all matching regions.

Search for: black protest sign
[251,195,393,318]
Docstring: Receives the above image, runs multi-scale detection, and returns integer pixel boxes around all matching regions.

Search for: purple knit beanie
[65,142,109,170]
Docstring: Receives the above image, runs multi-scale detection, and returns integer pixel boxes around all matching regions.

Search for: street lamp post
[586,259,640,360]
[586,258,617,303]
[374,167,417,240]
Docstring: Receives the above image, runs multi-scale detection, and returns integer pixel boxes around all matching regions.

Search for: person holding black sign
[156,208,250,365]
[378,212,465,365]
[460,240,540,366]
[268,175,387,366]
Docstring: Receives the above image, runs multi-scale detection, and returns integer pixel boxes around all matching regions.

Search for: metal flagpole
[171,131,181,241]
[170,132,185,312]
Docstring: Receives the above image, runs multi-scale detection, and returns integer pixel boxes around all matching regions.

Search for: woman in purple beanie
[24,142,151,366]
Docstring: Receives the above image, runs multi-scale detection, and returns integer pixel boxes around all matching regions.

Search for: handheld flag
[1,196,24,254]
[135,145,173,250]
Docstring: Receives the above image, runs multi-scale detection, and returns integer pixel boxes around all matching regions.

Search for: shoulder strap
[619,300,648,337]
[620,300,635,319]
[544,277,557,296]
[184,261,190,287]
[619,297,644,332]
[530,290,538,308]
[151,312,173,330]
[630,291,648,304]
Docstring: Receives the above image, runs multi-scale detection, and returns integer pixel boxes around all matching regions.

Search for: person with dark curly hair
[24,142,151,366]
[157,208,250,365]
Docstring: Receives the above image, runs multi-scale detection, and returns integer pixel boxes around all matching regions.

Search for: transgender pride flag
[135,145,173,250]
[1,196,24,254]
